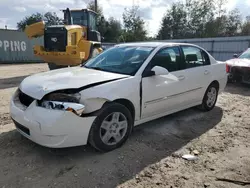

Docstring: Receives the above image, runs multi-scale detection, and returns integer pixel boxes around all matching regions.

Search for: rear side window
[181,46,210,69]
[149,46,181,72]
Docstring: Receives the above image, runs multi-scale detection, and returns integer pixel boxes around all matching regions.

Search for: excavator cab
[63,8,101,42]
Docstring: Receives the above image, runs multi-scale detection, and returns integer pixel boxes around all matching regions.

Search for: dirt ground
[0,63,249,188]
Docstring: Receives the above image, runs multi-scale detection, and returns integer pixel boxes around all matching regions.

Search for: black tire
[199,83,219,111]
[88,103,133,152]
[47,63,67,70]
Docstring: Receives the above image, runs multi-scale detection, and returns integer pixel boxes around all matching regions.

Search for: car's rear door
[141,46,190,119]
[178,45,213,104]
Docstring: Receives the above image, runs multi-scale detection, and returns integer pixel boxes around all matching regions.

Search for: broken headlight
[39,93,85,116]
[43,93,81,103]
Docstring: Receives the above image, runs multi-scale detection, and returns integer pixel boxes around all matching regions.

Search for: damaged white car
[10,42,228,152]
[226,48,250,84]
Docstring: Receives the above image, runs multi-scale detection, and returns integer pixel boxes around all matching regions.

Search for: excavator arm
[24,21,45,39]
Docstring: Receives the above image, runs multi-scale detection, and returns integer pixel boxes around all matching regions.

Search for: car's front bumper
[9,89,96,148]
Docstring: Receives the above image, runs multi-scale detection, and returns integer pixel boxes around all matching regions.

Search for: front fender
[80,93,122,114]
[79,76,141,119]
[81,97,109,114]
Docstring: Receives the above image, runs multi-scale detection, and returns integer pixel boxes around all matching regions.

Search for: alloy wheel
[99,112,128,145]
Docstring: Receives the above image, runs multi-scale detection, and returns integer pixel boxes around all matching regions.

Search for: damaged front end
[17,88,85,117]
[11,88,97,148]
[226,48,250,84]
[37,91,85,116]
[227,64,250,84]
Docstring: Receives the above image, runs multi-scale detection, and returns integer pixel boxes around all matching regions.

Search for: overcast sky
[0,0,250,36]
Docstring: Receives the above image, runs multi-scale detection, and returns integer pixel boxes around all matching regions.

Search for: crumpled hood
[226,58,250,67]
[19,67,129,100]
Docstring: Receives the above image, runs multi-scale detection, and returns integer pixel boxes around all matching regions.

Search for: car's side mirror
[151,66,169,76]
[233,54,238,58]
[142,66,169,78]
[142,70,155,77]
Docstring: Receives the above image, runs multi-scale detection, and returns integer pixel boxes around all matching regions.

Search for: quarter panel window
[202,50,211,65]
[181,46,210,69]
[149,47,181,72]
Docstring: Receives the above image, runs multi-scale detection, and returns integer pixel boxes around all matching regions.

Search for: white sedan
[10,42,228,152]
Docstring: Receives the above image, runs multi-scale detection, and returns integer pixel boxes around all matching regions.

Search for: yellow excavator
[24,8,103,70]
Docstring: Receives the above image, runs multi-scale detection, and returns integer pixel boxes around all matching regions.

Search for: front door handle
[204,70,210,75]
[178,75,185,80]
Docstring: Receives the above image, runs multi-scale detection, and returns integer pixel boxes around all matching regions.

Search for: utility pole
[94,0,97,12]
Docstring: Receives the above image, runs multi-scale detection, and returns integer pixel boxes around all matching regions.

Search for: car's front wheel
[88,103,133,152]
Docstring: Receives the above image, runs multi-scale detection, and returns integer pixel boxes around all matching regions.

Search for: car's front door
[141,46,188,119]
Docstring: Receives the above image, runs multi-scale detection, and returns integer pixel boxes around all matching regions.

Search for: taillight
[226,64,230,73]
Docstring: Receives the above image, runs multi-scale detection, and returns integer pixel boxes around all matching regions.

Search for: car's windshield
[239,48,250,59]
[83,46,155,75]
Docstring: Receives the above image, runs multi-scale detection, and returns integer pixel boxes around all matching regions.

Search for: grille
[19,90,34,107]
[13,119,30,136]
[44,27,67,52]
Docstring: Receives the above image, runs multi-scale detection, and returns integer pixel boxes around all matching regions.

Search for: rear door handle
[204,70,210,75]
[178,75,185,80]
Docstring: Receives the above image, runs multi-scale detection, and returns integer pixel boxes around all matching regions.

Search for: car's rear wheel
[199,83,219,111]
[88,103,133,152]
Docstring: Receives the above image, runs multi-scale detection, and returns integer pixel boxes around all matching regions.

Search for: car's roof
[115,42,199,48]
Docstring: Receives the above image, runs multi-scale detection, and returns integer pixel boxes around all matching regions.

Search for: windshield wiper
[89,67,105,71]
[82,65,102,70]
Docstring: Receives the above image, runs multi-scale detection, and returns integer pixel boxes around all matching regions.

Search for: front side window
[149,46,181,72]
[181,46,210,69]
[88,12,97,30]
[84,46,155,75]
[71,11,88,26]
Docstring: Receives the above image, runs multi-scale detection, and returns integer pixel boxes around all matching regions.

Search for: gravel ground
[0,63,249,188]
